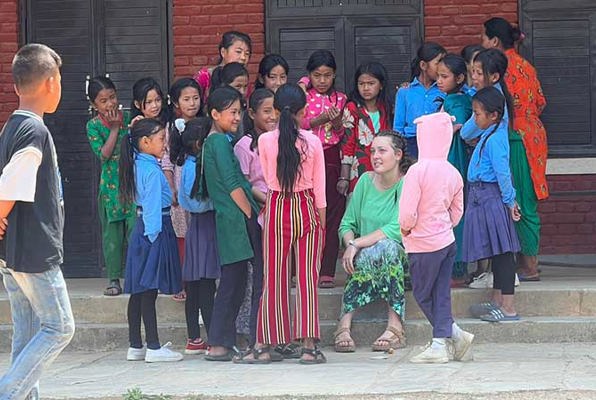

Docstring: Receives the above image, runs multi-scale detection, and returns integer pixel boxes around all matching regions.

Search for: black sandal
[233,346,272,364]
[299,346,327,365]
[103,279,122,296]
[273,342,301,359]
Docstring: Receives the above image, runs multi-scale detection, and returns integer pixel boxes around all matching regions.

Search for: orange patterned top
[504,48,549,200]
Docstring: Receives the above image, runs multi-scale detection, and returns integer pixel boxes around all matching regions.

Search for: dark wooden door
[520,0,596,156]
[24,0,171,277]
[266,0,422,91]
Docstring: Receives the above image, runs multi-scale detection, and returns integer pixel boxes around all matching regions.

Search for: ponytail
[273,84,307,193]
[119,118,165,204]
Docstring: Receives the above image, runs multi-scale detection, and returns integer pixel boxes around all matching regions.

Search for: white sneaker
[127,346,146,361]
[145,342,184,363]
[515,273,520,287]
[410,342,449,364]
[451,325,474,361]
[468,272,493,289]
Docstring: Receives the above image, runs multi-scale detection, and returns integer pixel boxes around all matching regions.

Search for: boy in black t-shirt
[0,43,75,400]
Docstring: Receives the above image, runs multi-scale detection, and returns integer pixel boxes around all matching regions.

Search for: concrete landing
[1,343,595,400]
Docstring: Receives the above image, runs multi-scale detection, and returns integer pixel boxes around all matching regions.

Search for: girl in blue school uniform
[461,87,521,323]
[119,118,184,363]
[393,42,446,159]
[170,117,220,355]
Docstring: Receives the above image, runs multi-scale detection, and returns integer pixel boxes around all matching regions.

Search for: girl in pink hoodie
[398,111,474,364]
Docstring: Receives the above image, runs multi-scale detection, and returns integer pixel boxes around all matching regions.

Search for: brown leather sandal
[334,327,356,353]
[371,326,406,352]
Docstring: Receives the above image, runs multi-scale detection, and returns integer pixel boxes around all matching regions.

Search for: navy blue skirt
[124,214,182,295]
[182,211,221,281]
[461,182,521,263]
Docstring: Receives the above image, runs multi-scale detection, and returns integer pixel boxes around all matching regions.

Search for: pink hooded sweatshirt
[398,112,464,253]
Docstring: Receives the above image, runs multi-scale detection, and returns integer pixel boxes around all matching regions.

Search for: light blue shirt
[463,84,477,97]
[178,155,214,213]
[393,78,445,138]
[467,121,516,207]
[460,82,509,141]
[134,152,172,242]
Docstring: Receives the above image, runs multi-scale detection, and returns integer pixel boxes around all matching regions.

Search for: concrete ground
[1,342,596,399]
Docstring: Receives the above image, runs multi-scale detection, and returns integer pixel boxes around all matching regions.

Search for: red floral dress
[504,48,549,200]
[341,101,390,192]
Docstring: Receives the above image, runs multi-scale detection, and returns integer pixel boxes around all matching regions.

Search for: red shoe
[185,338,208,355]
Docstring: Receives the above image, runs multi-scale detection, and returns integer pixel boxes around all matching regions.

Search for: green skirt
[341,239,407,317]
[448,133,470,277]
[509,129,540,256]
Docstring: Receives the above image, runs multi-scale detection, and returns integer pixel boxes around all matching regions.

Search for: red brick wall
[172,0,265,81]
[0,0,19,125]
[424,0,518,52]
[539,175,596,254]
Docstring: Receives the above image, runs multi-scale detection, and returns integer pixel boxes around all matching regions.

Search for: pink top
[300,85,347,149]
[398,112,464,253]
[193,67,211,103]
[234,135,268,195]
[258,128,327,209]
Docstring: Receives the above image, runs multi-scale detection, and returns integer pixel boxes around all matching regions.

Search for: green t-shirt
[339,172,403,242]
[368,110,380,133]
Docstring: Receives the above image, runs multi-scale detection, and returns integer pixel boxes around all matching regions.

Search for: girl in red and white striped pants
[233,83,327,365]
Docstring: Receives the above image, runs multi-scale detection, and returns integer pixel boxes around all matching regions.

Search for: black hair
[192,86,244,198]
[210,62,249,89]
[306,49,338,97]
[255,54,290,90]
[178,117,212,199]
[473,48,513,127]
[461,44,484,64]
[12,43,62,90]
[87,76,116,104]
[273,83,308,193]
[167,78,203,165]
[349,61,395,125]
[484,17,522,50]
[167,78,203,123]
[410,42,446,81]
[216,31,252,64]
[472,86,505,161]
[375,130,414,175]
[241,88,275,151]
[130,77,166,122]
[439,53,467,93]
[119,118,164,204]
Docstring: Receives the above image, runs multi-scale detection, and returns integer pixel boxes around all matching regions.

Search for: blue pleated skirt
[182,211,221,281]
[461,182,521,263]
[124,214,182,295]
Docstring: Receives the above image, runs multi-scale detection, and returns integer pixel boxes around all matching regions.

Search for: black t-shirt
[0,111,64,272]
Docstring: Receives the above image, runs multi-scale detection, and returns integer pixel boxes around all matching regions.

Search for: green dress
[86,113,135,280]
[509,128,540,256]
[338,173,407,316]
[202,132,258,266]
[443,93,472,278]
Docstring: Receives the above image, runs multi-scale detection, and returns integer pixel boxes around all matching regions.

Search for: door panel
[25,0,170,277]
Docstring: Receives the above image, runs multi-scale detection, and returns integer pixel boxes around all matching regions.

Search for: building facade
[0,0,594,276]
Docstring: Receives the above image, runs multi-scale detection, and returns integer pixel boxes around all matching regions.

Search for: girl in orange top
[482,17,548,281]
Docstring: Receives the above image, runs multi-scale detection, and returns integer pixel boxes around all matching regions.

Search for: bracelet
[348,239,359,250]
[338,177,349,182]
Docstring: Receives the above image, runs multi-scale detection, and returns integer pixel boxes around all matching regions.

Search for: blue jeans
[0,261,75,400]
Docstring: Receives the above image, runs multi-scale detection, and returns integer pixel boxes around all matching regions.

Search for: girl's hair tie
[282,105,291,111]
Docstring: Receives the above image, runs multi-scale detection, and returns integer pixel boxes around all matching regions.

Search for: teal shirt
[339,172,403,242]
[202,132,258,265]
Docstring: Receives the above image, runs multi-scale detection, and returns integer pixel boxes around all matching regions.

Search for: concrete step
[3,316,596,353]
[2,285,596,325]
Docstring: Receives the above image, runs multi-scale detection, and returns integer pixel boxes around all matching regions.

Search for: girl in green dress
[335,131,412,352]
[436,54,473,286]
[86,76,135,296]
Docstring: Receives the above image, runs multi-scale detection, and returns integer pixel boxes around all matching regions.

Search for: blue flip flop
[480,308,520,322]
[469,302,499,318]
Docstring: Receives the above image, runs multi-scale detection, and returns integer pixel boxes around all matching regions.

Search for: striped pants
[256,189,323,345]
